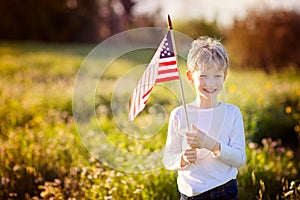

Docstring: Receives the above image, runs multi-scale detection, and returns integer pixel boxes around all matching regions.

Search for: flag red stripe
[142,87,153,99]
[157,68,178,75]
[159,61,176,66]
[136,89,140,115]
[128,30,180,121]
[156,76,180,83]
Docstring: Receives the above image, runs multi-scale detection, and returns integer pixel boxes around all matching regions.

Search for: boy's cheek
[193,79,203,86]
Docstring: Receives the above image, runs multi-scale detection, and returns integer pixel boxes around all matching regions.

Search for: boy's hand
[186,124,220,155]
[181,147,197,167]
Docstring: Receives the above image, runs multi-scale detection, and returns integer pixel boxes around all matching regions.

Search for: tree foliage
[0,0,135,42]
[226,9,300,72]
[174,19,222,39]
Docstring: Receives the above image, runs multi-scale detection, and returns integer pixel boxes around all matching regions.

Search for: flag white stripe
[159,57,176,62]
[158,64,178,71]
[129,52,159,120]
[128,30,180,121]
[157,72,179,79]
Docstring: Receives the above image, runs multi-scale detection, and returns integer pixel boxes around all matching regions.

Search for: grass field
[0,41,299,199]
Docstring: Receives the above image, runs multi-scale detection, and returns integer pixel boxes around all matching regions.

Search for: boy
[163,36,246,199]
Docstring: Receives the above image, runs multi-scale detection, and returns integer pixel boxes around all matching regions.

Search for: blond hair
[187,36,229,73]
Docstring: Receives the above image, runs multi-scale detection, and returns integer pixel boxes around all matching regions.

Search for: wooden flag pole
[167,14,173,30]
[167,15,191,132]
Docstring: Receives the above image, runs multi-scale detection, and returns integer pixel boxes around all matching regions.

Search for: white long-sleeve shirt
[163,102,246,197]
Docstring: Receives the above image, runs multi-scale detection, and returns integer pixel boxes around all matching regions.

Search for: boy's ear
[224,72,227,81]
[186,70,194,83]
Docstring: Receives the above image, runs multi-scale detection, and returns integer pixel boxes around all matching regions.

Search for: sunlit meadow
[0,42,299,199]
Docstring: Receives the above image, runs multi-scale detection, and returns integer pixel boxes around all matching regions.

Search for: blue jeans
[180,179,238,200]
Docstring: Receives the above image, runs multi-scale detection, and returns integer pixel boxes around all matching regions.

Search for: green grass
[0,41,299,199]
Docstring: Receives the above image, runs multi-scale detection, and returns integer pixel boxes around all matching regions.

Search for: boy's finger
[187,149,196,153]
[185,132,191,136]
[185,132,196,137]
[192,124,200,133]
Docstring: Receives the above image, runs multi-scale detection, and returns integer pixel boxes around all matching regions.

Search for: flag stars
[160,33,174,58]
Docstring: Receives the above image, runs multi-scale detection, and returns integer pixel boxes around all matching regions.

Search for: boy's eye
[215,75,223,78]
[199,75,207,78]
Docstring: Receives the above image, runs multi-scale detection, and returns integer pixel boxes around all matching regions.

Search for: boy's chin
[199,94,218,101]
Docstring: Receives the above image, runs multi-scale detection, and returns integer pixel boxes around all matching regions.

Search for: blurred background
[0,0,300,199]
[1,0,300,72]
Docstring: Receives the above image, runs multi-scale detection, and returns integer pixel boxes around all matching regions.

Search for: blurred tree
[226,8,300,72]
[98,0,136,39]
[173,19,222,39]
[0,0,136,42]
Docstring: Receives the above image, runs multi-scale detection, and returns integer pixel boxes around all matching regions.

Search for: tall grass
[0,41,299,199]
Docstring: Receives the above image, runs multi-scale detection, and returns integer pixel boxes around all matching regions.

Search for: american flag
[128,30,180,121]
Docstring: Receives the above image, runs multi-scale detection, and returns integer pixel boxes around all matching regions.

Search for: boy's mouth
[203,88,217,94]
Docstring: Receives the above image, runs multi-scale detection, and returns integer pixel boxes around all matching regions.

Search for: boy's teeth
[204,89,216,93]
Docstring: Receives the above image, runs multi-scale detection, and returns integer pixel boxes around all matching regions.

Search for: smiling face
[187,36,229,108]
[187,64,226,108]
[186,37,229,108]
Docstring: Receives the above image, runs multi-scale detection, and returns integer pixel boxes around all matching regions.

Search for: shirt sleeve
[214,107,246,168]
[163,109,185,170]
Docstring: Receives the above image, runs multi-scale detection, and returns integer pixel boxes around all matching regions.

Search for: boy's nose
[205,78,216,87]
